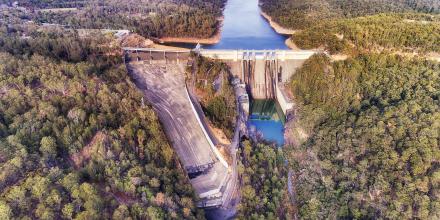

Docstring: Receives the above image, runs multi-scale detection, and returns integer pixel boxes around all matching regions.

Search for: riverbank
[260,11,296,35]
[285,38,301,51]
[158,17,223,45]
[119,33,190,51]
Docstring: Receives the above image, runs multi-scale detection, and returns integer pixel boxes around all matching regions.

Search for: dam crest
[123,47,316,115]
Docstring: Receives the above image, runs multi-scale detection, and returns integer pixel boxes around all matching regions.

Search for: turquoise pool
[248,99,285,146]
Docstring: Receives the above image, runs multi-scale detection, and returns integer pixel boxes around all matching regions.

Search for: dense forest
[260,0,440,29]
[287,53,440,219]
[236,140,292,219]
[0,23,204,219]
[291,13,440,54]
[260,0,440,54]
[1,0,226,38]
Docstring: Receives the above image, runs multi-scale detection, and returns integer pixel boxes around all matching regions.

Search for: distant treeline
[3,0,226,39]
[260,0,440,29]
[260,0,440,54]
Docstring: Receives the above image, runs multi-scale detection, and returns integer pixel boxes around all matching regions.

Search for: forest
[260,0,440,54]
[260,0,440,29]
[188,55,237,139]
[0,23,204,219]
[291,13,440,54]
[287,53,440,219]
[236,140,292,219]
[1,0,226,39]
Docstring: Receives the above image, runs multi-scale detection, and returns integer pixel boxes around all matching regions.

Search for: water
[171,0,289,145]
[248,100,285,146]
[167,0,289,49]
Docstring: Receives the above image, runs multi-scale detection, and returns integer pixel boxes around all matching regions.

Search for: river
[168,0,289,50]
[207,0,289,49]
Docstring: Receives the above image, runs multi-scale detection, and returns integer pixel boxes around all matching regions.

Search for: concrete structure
[126,62,232,207]
[199,49,315,115]
[123,47,316,116]
[123,48,317,213]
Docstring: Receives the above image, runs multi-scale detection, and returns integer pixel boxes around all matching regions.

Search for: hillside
[1,0,226,39]
[260,0,440,55]
[291,13,440,54]
[260,0,440,29]
[0,23,203,219]
[287,53,440,219]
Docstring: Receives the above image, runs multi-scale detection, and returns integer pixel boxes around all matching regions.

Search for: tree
[40,136,57,160]
[0,201,12,220]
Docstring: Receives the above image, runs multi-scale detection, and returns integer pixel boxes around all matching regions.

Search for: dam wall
[123,47,316,115]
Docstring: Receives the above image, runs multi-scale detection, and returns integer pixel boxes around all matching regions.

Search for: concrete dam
[124,48,315,115]
[123,47,315,208]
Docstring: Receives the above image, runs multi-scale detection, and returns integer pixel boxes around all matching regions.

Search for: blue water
[248,99,285,146]
[167,0,289,49]
[248,117,284,146]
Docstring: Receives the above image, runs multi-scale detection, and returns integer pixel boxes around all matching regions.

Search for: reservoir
[168,0,289,49]
[207,0,289,49]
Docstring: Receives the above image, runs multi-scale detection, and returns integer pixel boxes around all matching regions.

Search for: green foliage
[289,53,440,219]
[290,53,360,128]
[260,0,440,30]
[191,55,237,138]
[261,0,440,53]
[6,0,225,39]
[237,140,292,219]
[0,27,203,219]
[291,13,440,54]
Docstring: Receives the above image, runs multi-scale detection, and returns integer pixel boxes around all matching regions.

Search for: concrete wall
[276,84,293,115]
[199,49,315,61]
[223,58,309,102]
[123,47,314,115]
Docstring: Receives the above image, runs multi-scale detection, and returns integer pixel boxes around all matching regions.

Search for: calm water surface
[168,0,289,49]
[248,100,285,146]
[208,0,289,49]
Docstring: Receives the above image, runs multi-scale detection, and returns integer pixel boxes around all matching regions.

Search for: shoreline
[158,17,223,45]
[260,11,297,35]
[285,38,301,51]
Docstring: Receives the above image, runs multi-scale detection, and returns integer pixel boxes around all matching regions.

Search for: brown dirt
[285,39,302,51]
[120,34,154,48]
[260,11,297,35]
[207,122,231,146]
[70,131,105,169]
[330,54,349,61]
